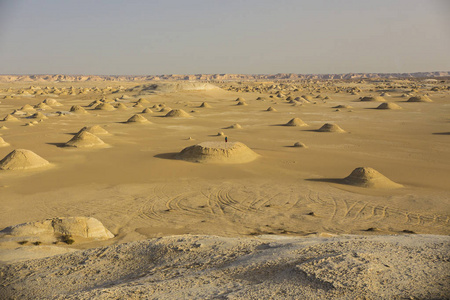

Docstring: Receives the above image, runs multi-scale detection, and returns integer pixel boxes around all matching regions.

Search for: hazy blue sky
[0,0,449,75]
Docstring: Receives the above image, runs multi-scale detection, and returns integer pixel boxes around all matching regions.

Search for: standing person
[225,136,228,143]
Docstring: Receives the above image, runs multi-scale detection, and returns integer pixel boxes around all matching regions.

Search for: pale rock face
[1,217,114,240]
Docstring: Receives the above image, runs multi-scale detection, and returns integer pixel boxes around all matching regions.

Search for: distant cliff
[0,72,448,82]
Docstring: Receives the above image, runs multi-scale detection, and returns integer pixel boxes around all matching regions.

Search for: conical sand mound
[126,114,150,123]
[343,167,403,188]
[0,137,10,147]
[317,123,345,132]
[165,109,192,118]
[2,114,20,122]
[43,99,62,106]
[360,96,386,102]
[115,103,128,110]
[136,98,149,104]
[376,102,402,110]
[293,142,307,148]
[133,103,144,109]
[0,149,50,170]
[88,100,102,107]
[70,105,88,114]
[2,217,114,240]
[21,104,35,111]
[34,102,52,110]
[236,101,248,106]
[226,123,242,129]
[177,141,259,164]
[95,103,116,111]
[200,102,212,108]
[407,95,432,102]
[266,106,277,112]
[333,105,352,109]
[77,125,109,135]
[159,107,172,113]
[65,131,107,148]
[285,118,307,126]
[141,108,153,114]
[30,112,48,119]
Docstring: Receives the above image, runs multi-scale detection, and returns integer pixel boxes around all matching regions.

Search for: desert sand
[0,78,449,299]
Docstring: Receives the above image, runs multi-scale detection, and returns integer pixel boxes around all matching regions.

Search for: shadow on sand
[154,152,179,160]
[46,142,67,148]
[305,178,344,184]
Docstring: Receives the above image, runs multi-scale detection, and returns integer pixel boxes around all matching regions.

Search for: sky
[0,0,449,75]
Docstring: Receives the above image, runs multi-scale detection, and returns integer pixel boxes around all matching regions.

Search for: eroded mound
[43,99,62,106]
[77,125,109,135]
[176,141,259,164]
[285,118,307,126]
[165,109,192,118]
[343,167,403,188]
[126,114,150,123]
[95,103,116,111]
[0,149,50,170]
[360,96,386,102]
[65,131,107,148]
[30,112,47,119]
[200,102,212,108]
[333,105,352,109]
[70,105,88,114]
[376,102,402,110]
[226,123,242,129]
[407,95,432,102]
[141,108,153,114]
[1,217,114,241]
[2,115,20,122]
[317,123,345,132]
[0,137,10,147]
[115,103,128,110]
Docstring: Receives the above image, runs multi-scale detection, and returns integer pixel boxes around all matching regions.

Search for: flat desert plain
[0,79,449,299]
